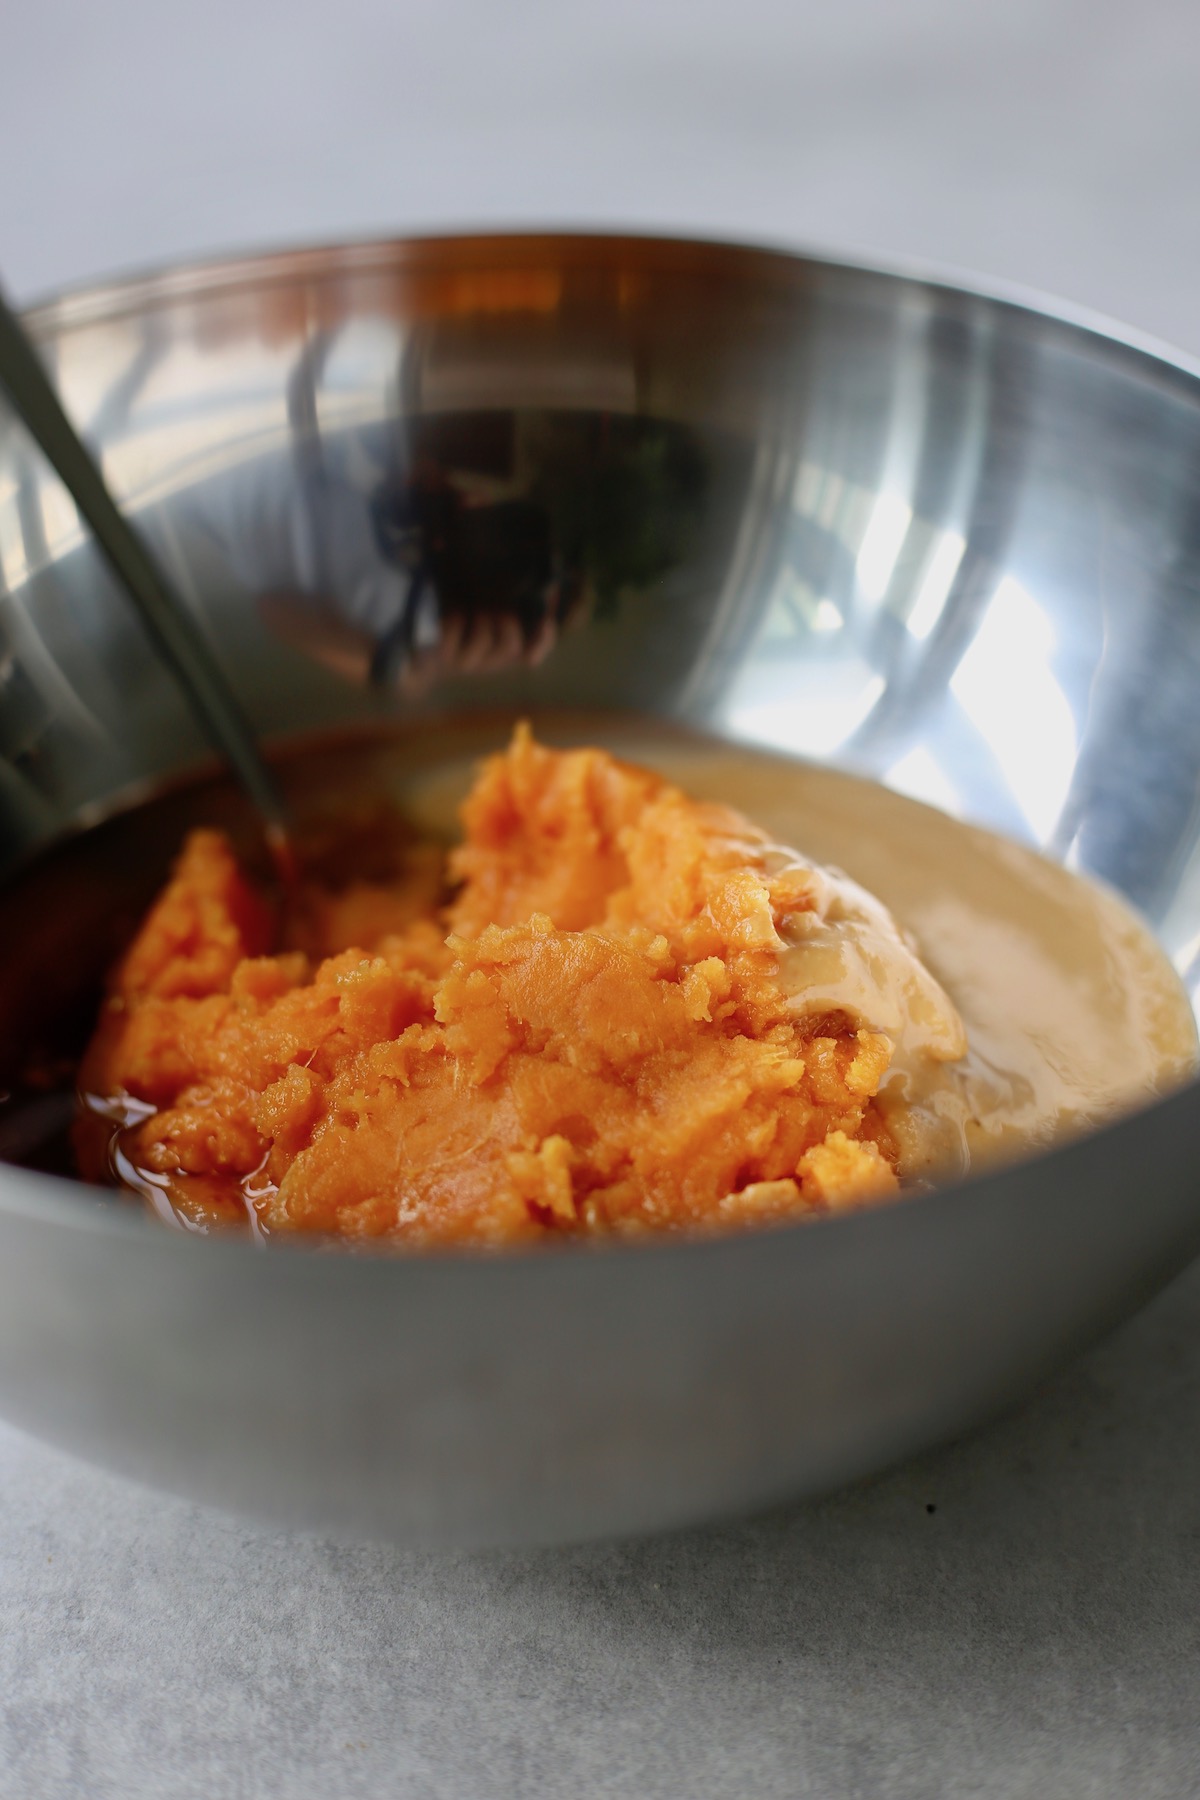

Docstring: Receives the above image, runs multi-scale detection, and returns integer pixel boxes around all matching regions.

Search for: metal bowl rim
[20,223,1200,394]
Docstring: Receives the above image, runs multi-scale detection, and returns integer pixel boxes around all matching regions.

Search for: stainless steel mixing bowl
[0,233,1198,1547]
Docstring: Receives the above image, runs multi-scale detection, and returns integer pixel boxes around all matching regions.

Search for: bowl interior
[1,231,1199,1092]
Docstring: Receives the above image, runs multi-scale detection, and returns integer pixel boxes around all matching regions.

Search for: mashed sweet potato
[76,727,912,1245]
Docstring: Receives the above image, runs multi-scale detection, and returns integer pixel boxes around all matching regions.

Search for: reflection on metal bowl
[0,233,1198,1547]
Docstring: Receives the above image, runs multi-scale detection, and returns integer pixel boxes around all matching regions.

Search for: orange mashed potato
[76,728,908,1245]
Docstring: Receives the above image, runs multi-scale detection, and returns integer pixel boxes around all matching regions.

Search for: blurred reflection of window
[730,669,885,759]
[855,492,912,602]
[762,569,845,642]
[950,576,1076,841]
[884,745,962,816]
[905,529,966,641]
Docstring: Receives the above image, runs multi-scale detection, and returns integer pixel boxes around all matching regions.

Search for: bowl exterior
[1,233,1198,1543]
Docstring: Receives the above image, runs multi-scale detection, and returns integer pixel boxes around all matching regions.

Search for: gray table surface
[4,2,1200,1794]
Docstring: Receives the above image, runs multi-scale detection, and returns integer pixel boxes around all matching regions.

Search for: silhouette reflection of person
[199,327,703,694]
[253,468,575,697]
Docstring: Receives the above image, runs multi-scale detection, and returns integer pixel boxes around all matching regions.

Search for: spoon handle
[0,283,290,852]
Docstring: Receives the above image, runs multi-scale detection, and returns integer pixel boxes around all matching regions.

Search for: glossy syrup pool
[0,712,1195,1228]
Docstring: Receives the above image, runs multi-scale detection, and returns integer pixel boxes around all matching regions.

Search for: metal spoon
[0,282,293,872]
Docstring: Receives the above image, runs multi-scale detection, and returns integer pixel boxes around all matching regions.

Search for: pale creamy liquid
[390,720,1199,1187]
